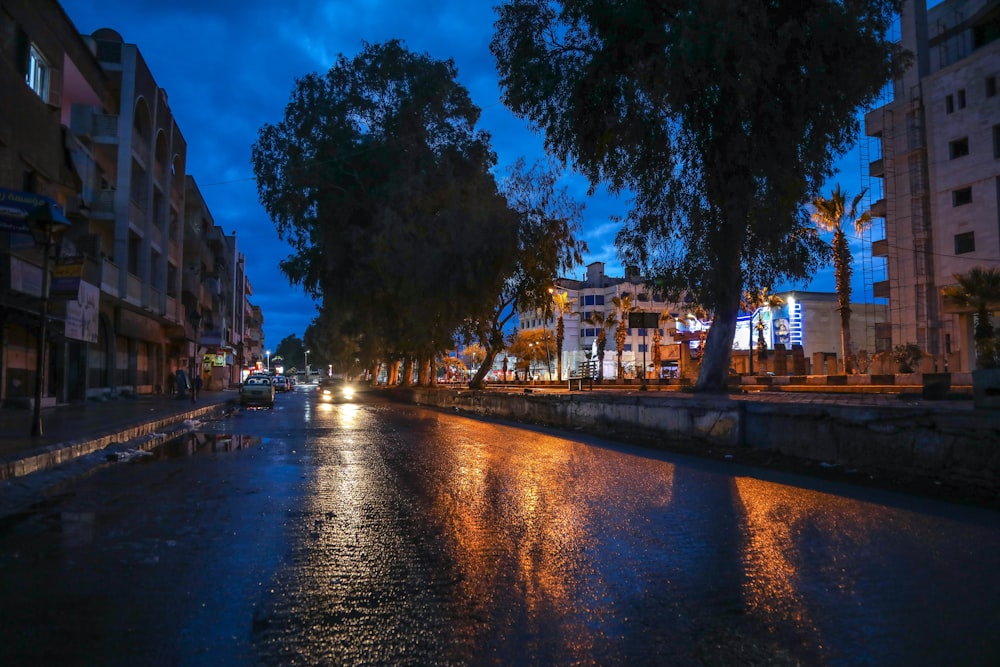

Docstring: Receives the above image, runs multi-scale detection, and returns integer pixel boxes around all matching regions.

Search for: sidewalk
[0,390,237,480]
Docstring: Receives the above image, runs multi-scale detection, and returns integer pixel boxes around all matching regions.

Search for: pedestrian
[175,368,188,399]
[166,371,176,396]
[191,373,202,402]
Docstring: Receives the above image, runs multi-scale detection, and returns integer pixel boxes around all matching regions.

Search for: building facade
[0,0,262,410]
[864,0,1000,371]
[521,263,887,379]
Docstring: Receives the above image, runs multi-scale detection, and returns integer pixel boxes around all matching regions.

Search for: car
[239,375,275,407]
[272,375,290,392]
[317,377,360,403]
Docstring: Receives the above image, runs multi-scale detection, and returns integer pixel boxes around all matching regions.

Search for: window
[26,44,48,100]
[955,231,976,254]
[958,88,967,109]
[952,187,973,206]
[949,137,969,159]
[583,310,592,322]
[987,76,998,98]
[584,295,595,306]
[623,344,633,352]
[946,94,955,113]
[638,328,648,337]
[594,295,605,305]
[638,344,648,353]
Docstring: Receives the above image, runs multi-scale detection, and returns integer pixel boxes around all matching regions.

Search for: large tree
[464,158,586,388]
[811,185,873,374]
[252,40,516,379]
[492,0,906,392]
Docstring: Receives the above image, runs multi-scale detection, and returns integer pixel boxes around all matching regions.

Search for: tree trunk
[840,308,853,374]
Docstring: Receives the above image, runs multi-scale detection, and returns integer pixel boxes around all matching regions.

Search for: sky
[60,0,875,348]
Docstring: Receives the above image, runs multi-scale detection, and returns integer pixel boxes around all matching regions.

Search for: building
[0,0,262,410]
[521,263,887,379]
[863,0,1000,371]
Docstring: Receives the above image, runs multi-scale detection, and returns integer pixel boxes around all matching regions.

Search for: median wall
[398,387,1000,494]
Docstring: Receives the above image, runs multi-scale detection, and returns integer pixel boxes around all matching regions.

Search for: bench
[568,362,597,391]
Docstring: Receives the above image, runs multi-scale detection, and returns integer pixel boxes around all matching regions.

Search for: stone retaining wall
[399,387,1000,493]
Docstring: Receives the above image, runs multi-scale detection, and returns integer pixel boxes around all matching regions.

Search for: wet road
[0,387,998,666]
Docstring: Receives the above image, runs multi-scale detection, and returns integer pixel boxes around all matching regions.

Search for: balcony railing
[126,272,142,306]
[101,258,120,297]
[92,113,119,139]
[871,239,888,257]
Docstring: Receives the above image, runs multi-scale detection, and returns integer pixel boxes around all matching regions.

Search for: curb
[0,400,237,481]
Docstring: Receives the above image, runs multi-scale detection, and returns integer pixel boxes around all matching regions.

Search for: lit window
[952,187,973,206]
[26,44,49,100]
[954,231,975,254]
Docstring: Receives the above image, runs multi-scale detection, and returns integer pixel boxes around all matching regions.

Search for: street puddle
[149,432,265,460]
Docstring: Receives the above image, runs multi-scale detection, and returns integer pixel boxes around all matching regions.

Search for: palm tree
[550,289,573,382]
[584,310,616,381]
[942,267,1000,370]
[811,185,873,374]
[611,293,635,379]
[741,287,786,374]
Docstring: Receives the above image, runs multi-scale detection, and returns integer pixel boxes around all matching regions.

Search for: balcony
[92,113,118,140]
[100,258,120,297]
[868,158,884,178]
[870,198,886,218]
[871,239,888,257]
[126,272,142,306]
[873,280,890,299]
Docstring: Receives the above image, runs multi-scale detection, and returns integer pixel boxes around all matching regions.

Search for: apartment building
[864,0,1000,371]
[0,0,260,408]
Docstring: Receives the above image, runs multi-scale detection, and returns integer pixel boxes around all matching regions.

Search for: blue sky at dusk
[61,0,884,347]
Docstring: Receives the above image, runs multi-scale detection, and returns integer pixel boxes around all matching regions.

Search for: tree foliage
[492,0,907,391]
[943,267,1000,370]
[252,40,517,376]
[465,158,587,388]
[811,185,873,373]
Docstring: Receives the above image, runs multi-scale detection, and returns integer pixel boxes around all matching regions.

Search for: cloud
[61,0,857,348]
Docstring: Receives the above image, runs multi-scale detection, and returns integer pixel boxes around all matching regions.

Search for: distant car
[240,375,275,407]
[317,377,361,403]
[272,375,290,392]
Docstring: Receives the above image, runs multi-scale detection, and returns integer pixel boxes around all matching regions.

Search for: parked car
[272,375,290,392]
[240,375,275,408]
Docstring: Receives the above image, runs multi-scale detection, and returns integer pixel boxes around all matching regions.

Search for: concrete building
[863,0,1000,371]
[0,0,262,409]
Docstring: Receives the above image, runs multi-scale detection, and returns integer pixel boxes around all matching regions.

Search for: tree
[811,185,873,373]
[464,158,586,388]
[611,293,635,379]
[274,334,305,374]
[492,0,906,392]
[584,309,616,381]
[942,267,1000,370]
[252,40,516,381]
[550,289,574,381]
[740,287,785,375]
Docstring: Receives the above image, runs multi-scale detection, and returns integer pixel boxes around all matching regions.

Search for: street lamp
[27,203,72,437]
[305,349,310,376]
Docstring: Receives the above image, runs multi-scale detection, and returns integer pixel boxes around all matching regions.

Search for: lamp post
[27,203,72,437]
[305,349,310,377]
[266,349,271,372]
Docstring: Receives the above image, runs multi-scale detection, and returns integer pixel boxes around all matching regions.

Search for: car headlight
[342,386,355,400]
